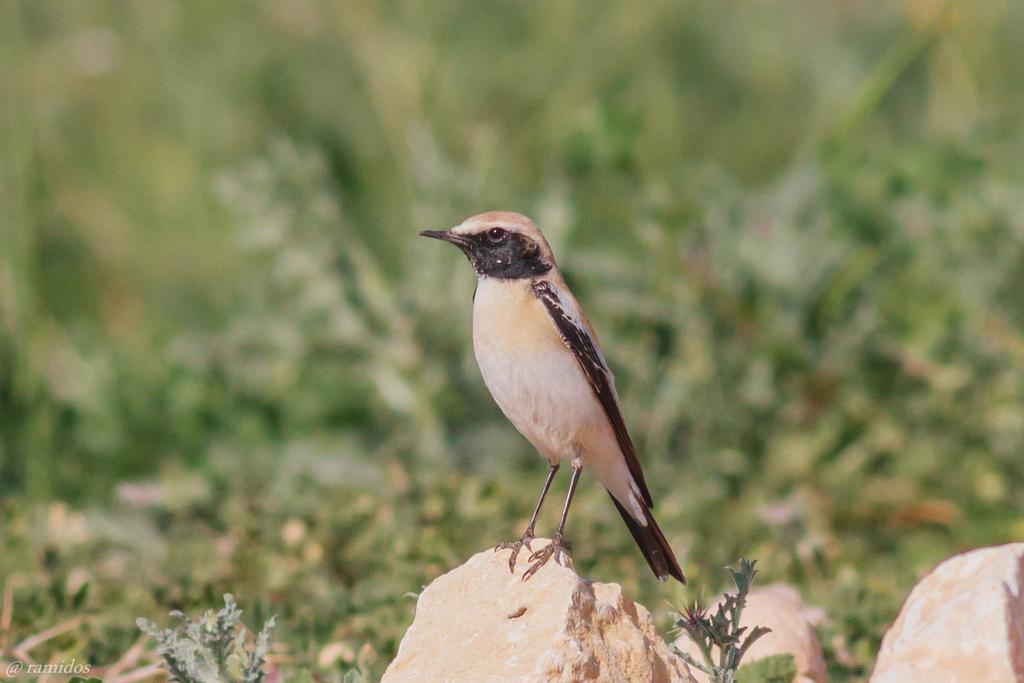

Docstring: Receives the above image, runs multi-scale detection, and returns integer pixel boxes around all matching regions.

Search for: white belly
[472,278,602,463]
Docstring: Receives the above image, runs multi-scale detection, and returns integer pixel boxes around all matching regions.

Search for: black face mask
[420,227,553,279]
[464,230,552,279]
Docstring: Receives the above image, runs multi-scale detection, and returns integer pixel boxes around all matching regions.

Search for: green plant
[673,560,782,683]
[137,594,276,683]
[736,654,797,683]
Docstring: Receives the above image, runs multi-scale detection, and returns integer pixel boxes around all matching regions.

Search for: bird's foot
[494,529,536,574]
[522,534,572,581]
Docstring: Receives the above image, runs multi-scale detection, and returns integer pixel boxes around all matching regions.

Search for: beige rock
[871,542,1024,683]
[382,539,697,683]
[672,584,827,683]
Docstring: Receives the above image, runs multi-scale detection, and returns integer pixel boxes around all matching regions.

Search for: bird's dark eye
[487,227,507,242]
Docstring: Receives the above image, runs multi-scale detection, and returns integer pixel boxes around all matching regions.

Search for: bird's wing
[530,279,654,508]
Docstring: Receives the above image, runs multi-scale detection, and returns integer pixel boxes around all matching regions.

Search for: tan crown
[450,211,556,263]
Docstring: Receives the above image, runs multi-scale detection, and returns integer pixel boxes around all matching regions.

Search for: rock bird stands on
[420,212,686,583]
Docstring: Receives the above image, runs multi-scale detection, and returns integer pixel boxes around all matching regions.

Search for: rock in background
[871,543,1024,683]
[381,539,697,683]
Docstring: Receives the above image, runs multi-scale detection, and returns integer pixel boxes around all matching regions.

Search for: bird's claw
[522,534,571,581]
[494,530,535,574]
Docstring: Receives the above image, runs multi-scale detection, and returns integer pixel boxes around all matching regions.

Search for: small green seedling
[138,594,276,683]
[673,559,794,683]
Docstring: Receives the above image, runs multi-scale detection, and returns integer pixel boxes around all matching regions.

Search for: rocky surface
[384,539,1024,682]
[381,538,697,683]
[672,584,827,683]
[871,542,1024,683]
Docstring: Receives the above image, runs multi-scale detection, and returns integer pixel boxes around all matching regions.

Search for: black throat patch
[459,232,553,279]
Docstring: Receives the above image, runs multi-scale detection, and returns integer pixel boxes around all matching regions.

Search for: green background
[2,1,1023,680]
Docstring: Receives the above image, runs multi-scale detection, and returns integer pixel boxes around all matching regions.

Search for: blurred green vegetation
[2,1,1024,680]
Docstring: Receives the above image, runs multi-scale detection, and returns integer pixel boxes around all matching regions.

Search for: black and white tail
[609,493,686,583]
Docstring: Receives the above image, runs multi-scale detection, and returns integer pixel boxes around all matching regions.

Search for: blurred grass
[2,1,1024,680]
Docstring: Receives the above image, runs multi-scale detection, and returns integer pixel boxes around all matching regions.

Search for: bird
[420,211,686,583]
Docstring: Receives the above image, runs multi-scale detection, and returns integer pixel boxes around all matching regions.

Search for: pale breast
[472,278,603,462]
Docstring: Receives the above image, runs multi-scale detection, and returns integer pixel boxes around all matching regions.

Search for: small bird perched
[420,211,685,583]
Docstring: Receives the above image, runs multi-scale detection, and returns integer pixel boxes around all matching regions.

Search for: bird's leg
[523,465,581,581]
[495,463,560,573]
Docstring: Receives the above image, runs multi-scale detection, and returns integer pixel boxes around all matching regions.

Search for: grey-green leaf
[735,653,798,683]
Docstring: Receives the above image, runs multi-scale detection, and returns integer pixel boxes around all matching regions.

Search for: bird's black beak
[419,229,470,248]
